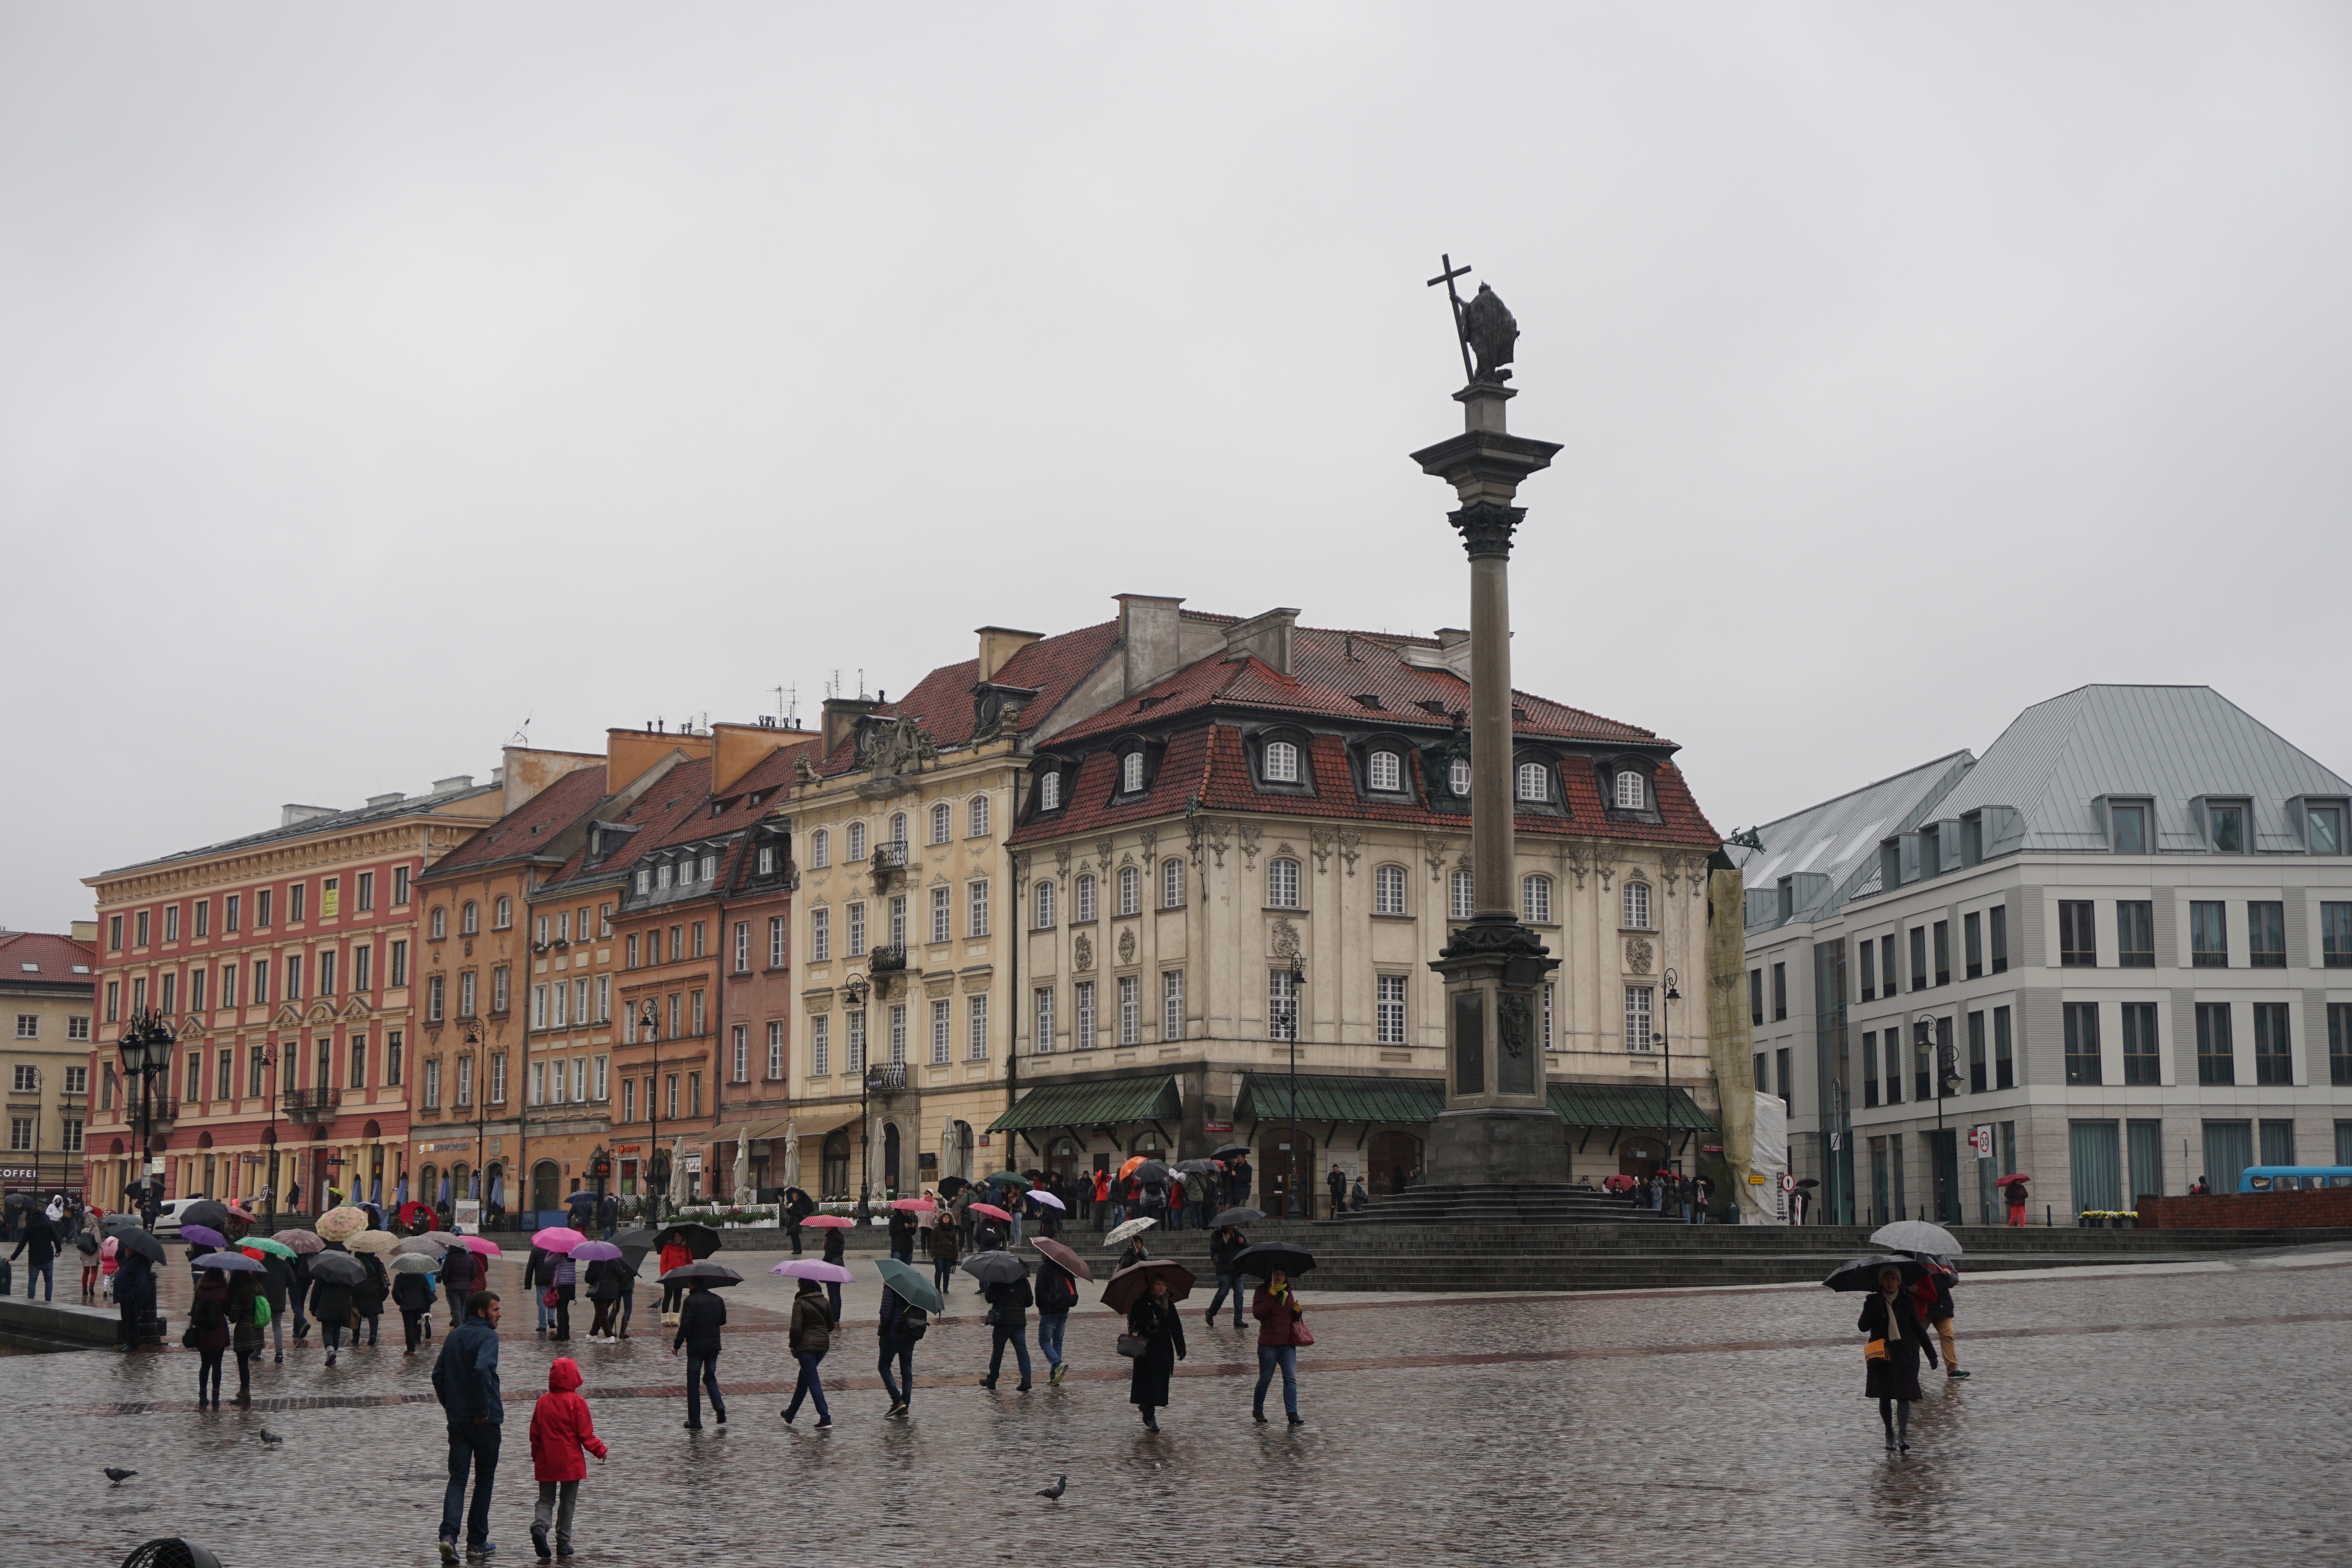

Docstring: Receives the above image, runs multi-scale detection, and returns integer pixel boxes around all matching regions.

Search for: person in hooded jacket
[671,1278,729,1430]
[1034,1256,1077,1385]
[228,1269,265,1404]
[189,1266,232,1407]
[876,1282,922,1419]
[1859,1263,1939,1454]
[529,1356,607,1560]
[980,1265,1034,1392]
[310,1243,356,1366]
[779,1277,833,1427]
[355,1249,389,1348]
[394,1256,438,1354]
[1126,1272,1187,1432]
[656,1237,693,1325]
[928,1207,962,1298]
[1204,1225,1248,1329]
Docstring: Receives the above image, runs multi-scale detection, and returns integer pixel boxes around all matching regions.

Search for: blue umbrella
[395,1175,409,1206]
[487,1172,503,1206]
[369,1175,382,1205]
[437,1175,452,1205]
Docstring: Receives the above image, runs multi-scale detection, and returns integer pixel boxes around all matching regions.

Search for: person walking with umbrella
[928,1202,961,1299]
[1126,1271,1187,1432]
[189,1265,232,1408]
[583,1246,624,1343]
[887,1202,918,1266]
[596,1189,619,1242]
[114,1233,156,1349]
[310,1246,357,1367]
[550,1233,580,1343]
[228,1265,265,1405]
[1033,1244,1081,1386]
[1913,1255,1967,1380]
[432,1289,505,1563]
[656,1234,693,1326]
[875,1268,930,1420]
[779,1276,833,1428]
[979,1259,1034,1393]
[255,1242,294,1362]
[1205,1222,1250,1329]
[819,1220,848,1322]
[1251,1266,1309,1426]
[395,1251,437,1355]
[784,1187,815,1256]
[2002,1176,2030,1228]
[670,1272,730,1430]
[355,1247,389,1348]
[1857,1262,1938,1453]
[288,1244,315,1343]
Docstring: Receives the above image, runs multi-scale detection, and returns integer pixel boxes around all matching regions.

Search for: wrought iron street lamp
[1280,949,1305,1218]
[1655,969,1682,1185]
[115,1010,175,1227]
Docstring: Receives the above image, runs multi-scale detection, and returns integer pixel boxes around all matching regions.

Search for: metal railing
[869,945,908,973]
[280,1087,342,1122]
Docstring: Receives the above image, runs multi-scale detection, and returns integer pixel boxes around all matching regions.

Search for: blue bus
[2237,1166,2352,1193]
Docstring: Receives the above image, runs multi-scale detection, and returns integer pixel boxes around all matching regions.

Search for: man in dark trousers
[1325,1165,1348,1222]
[596,1190,620,1241]
[440,1238,482,1330]
[1228,1156,1253,1211]
[784,1187,816,1256]
[8,1208,58,1300]
[432,1289,504,1563]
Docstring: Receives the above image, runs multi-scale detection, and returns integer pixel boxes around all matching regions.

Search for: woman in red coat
[529,1355,608,1559]
[1251,1267,1308,1426]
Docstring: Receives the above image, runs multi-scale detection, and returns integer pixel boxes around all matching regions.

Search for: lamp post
[639,1001,665,1227]
[1920,1014,1963,1224]
[464,1023,486,1227]
[115,1009,176,1228]
[843,975,872,1220]
[1655,969,1682,1185]
[1279,949,1305,1218]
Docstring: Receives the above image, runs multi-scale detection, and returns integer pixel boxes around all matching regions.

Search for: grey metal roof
[91,778,503,880]
[1935,686,2351,855]
[1728,751,1972,930]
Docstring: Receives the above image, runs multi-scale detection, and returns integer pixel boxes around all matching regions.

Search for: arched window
[847,821,867,861]
[1268,857,1301,909]
[1449,868,1475,921]
[1039,773,1061,812]
[1368,750,1402,792]
[1449,758,1471,797]
[1623,881,1652,931]
[1516,762,1549,803]
[1523,874,1553,925]
[1264,741,1300,783]
[1375,864,1406,915]
[430,906,447,940]
[888,812,907,845]
[1075,874,1097,923]
[1615,771,1646,810]
[462,901,479,935]
[531,1159,560,1212]
[930,803,951,844]
[968,795,991,838]
[810,828,830,868]
[1117,865,1140,916]
[494,896,512,929]
[1161,858,1185,910]
[1121,751,1145,794]
[1034,880,1057,930]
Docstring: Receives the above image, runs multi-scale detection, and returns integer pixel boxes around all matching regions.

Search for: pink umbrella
[968,1202,1013,1222]
[1028,1192,1066,1211]
[888,1198,936,1212]
[771,1259,854,1282]
[531,1226,587,1253]
[462,1236,504,1258]
[797,1214,855,1229]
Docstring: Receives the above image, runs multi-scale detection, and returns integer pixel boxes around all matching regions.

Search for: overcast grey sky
[5,4,2349,931]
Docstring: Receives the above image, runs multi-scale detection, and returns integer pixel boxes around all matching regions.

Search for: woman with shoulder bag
[1251,1266,1309,1426]
[188,1267,232,1407]
[928,1208,962,1299]
[780,1278,834,1428]
[1859,1263,1937,1454]
[228,1270,266,1405]
[1125,1273,1187,1432]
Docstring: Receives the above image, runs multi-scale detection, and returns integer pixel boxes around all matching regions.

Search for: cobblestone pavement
[3,1246,2347,1566]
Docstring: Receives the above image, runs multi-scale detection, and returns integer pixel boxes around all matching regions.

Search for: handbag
[1116,1333,1148,1359]
[1864,1337,1887,1362]
[1292,1322,1314,1348]
[543,1287,560,1310]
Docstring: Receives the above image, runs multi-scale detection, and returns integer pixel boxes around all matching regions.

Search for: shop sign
[1203,1122,1232,1133]
[0,1166,36,1182]
[684,1153,703,1173]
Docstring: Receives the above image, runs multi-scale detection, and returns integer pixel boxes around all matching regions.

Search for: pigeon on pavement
[1035,1475,1067,1500]
[259,1429,285,1446]
[103,1468,136,1485]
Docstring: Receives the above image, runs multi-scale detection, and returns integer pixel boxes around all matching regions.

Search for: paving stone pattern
[4,1248,2347,1566]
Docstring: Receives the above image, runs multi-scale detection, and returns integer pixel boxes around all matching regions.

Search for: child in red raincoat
[658,1238,694,1323]
[529,1356,607,1560]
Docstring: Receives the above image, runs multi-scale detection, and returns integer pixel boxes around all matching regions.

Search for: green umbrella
[876,1256,944,1313]
[985,1171,1033,1191]
[236,1237,296,1260]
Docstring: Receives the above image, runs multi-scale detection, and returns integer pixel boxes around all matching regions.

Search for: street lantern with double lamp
[1277,948,1305,1218]
[115,1010,176,1227]
[638,1001,667,1226]
[1652,969,1682,1185]
[1917,1015,1964,1223]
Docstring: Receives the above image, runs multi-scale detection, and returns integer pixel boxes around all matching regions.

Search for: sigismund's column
[1412,275,1564,1188]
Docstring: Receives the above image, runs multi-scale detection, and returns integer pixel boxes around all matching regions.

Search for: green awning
[1237,1073,1446,1126]
[987,1075,1181,1134]
[1549,1082,1715,1133]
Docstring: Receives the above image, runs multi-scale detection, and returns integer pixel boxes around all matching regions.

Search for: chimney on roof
[821,696,878,758]
[1116,594,1187,696]
[280,804,338,828]
[365,793,407,809]
[432,775,475,794]
[70,920,98,943]
[1221,607,1300,676]
[976,626,1044,684]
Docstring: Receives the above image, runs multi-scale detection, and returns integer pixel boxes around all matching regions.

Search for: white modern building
[1733,686,2351,1225]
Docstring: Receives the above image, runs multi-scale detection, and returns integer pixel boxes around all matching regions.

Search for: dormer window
[757,845,776,875]
[1449,759,1471,797]
[1264,742,1300,783]
[2207,801,2247,854]
[1614,771,1646,811]
[1122,752,1145,793]
[1516,762,1549,803]
[700,854,717,881]
[656,863,673,890]
[2308,803,2345,855]
[635,870,651,895]
[1368,750,1402,792]
[2110,803,2149,855]
[1040,772,1063,811]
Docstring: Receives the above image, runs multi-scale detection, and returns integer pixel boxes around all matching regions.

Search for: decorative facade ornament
[1137,827,1158,866]
[1308,826,1335,873]
[1625,936,1654,975]
[1682,852,1714,890]
[1423,835,1453,882]
[1073,933,1094,972]
[1011,852,1031,888]
[1337,830,1362,875]
[1117,927,1137,965]
[1203,819,1232,867]
[863,713,938,778]
[794,754,818,784]
[1563,843,1592,890]
[1238,822,1263,869]
[1053,846,1071,879]
[1269,916,1301,959]
[1597,857,1619,892]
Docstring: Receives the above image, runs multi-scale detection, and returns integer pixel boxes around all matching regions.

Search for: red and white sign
[1969,1124,1996,1159]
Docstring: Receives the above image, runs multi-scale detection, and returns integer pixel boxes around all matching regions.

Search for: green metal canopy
[1549,1082,1715,1133]
[1236,1073,1447,1126]
[987,1075,1181,1134]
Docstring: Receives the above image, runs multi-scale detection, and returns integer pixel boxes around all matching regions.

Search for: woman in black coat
[353,1252,388,1348]
[1858,1263,1938,1453]
[1125,1273,1187,1432]
[309,1244,356,1367]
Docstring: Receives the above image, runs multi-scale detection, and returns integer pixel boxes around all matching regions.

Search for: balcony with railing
[869,945,908,974]
[282,1087,343,1124]
[139,1096,180,1126]
[864,1063,908,1093]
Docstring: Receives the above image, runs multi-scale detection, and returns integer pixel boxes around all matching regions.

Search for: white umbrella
[1870,1219,1963,1257]
[1103,1216,1157,1248]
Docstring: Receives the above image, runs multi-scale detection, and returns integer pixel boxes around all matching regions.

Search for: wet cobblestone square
[2,1248,2346,1566]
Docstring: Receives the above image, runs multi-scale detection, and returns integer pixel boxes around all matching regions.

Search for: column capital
[1448,503,1525,561]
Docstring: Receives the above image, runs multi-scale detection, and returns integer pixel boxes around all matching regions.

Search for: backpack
[252,1298,272,1328]
[896,1305,929,1342]
[1035,1269,1077,1313]
[1008,1276,1033,1311]
[189,1295,224,1331]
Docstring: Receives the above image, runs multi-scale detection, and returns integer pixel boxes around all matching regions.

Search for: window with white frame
[846,901,867,957]
[1075,874,1097,923]
[1117,865,1140,916]
[888,812,907,846]
[757,844,775,875]
[1615,771,1646,810]
[847,822,867,861]
[1121,751,1145,794]
[731,1024,748,1082]
[423,1057,442,1110]
[811,907,831,961]
[968,795,991,838]
[769,916,786,968]
[1162,858,1185,909]
[846,1008,866,1073]
[1516,761,1549,803]
[572,1057,588,1102]
[1375,864,1406,916]
[1449,869,1475,921]
[889,1003,907,1065]
[1039,773,1061,811]
[1118,974,1140,1045]
[635,870,652,895]
[968,879,990,937]
[530,984,548,1029]
[1035,880,1057,929]
[811,1016,830,1076]
[1075,979,1097,1048]
[1542,982,1555,1051]
[1377,974,1407,1044]
[931,999,951,1064]
[930,802,952,844]
[967,994,988,1059]
[1449,758,1471,797]
[811,829,830,868]
[767,1021,784,1079]
[888,895,906,948]
[1623,882,1651,930]
[594,1055,607,1101]
[1269,968,1299,1041]
[656,864,673,892]
[1523,874,1553,924]
[1268,857,1301,909]
[1162,969,1184,1040]
[734,922,750,972]
[1034,987,1054,1052]
[1625,985,1655,1052]
[1368,750,1402,792]
[1264,741,1300,783]
[930,887,951,944]
[699,853,717,882]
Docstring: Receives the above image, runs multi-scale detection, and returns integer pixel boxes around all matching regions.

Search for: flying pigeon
[103,1468,136,1485]
[259,1429,285,1446]
[1035,1475,1067,1501]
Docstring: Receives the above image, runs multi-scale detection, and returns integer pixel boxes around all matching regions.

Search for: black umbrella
[606,1228,655,1274]
[565,1191,599,1205]
[1175,1159,1222,1176]
[2,1192,36,1211]
[1796,1178,1820,1188]
[937,1176,971,1198]
[1823,1254,1930,1292]
[1211,1206,1265,1229]
[1131,1159,1172,1185]
[661,1261,743,1287]
[961,1251,1028,1286]
[112,1226,166,1264]
[1212,1144,1250,1161]
[652,1222,723,1258]
[178,1199,232,1233]
[1232,1241,1314,1279]
[1101,1258,1197,1313]
[306,1251,367,1287]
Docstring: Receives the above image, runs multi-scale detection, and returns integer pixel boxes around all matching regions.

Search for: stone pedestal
[1425,1108,1566,1187]
[1427,915,1559,1185]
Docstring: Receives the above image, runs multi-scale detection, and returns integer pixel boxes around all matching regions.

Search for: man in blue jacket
[431,1290,504,1562]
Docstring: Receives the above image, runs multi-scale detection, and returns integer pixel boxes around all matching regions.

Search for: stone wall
[2138,1189,2352,1229]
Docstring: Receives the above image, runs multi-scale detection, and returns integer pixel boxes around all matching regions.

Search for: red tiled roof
[805,620,1124,779]
[1013,726,1718,848]
[533,733,822,894]
[422,766,612,877]
[0,930,97,979]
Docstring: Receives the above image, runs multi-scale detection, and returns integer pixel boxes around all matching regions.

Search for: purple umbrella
[179,1224,230,1251]
[570,1240,624,1263]
[771,1259,854,1283]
